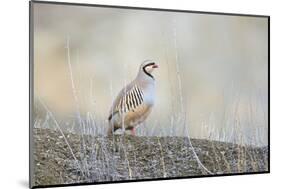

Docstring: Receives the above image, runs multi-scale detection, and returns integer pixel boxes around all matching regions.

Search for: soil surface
[32,128,268,187]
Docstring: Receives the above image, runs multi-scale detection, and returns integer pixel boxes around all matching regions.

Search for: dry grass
[33,128,268,186]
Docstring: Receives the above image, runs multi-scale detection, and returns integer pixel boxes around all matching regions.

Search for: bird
[107,60,159,136]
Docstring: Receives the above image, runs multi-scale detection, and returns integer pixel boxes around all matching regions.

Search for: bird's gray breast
[142,82,155,106]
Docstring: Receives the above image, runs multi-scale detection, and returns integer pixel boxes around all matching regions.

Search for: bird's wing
[108,82,144,120]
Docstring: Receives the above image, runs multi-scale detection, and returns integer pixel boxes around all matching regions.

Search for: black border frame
[29,1,270,188]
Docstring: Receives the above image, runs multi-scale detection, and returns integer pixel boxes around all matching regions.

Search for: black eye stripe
[142,62,155,79]
[143,62,155,69]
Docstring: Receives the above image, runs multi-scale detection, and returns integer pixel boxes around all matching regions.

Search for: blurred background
[33,3,268,146]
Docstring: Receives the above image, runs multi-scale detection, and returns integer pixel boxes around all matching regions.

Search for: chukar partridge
[108,60,159,136]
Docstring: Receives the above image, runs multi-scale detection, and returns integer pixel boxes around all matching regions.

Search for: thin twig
[172,21,213,175]
[36,96,85,176]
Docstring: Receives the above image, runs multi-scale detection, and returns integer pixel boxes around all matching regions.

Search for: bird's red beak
[152,64,159,68]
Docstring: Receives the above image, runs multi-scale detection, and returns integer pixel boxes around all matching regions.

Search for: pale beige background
[33,3,268,146]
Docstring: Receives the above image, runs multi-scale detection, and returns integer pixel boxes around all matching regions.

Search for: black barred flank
[110,85,144,117]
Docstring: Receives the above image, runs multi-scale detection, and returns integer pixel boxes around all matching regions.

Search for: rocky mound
[32,128,268,187]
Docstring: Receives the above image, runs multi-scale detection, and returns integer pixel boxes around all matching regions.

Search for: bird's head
[139,60,159,80]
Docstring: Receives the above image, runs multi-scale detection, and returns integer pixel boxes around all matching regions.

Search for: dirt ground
[32,128,268,187]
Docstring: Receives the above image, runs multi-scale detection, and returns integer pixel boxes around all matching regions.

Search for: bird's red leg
[131,128,136,136]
